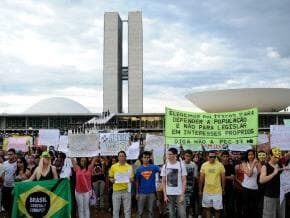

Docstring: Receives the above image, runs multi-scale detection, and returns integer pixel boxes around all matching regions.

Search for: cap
[41,151,51,158]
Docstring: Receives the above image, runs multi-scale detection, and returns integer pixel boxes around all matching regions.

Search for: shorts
[202,192,223,210]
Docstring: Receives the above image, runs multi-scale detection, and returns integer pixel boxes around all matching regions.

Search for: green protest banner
[12,179,71,218]
[165,107,258,146]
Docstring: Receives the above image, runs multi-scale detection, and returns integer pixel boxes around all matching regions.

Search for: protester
[27,151,58,181]
[260,147,284,218]
[233,152,244,218]
[1,148,17,217]
[109,151,134,218]
[241,149,261,218]
[71,156,97,218]
[257,150,267,218]
[108,156,118,214]
[192,152,203,217]
[15,156,31,181]
[182,149,198,218]
[135,151,160,218]
[221,151,235,218]
[199,151,225,218]
[161,147,187,218]
[92,156,106,210]
[26,154,36,173]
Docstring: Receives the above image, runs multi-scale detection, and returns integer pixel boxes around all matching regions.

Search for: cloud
[1,0,290,114]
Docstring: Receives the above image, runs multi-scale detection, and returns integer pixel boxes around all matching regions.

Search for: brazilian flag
[12,178,71,218]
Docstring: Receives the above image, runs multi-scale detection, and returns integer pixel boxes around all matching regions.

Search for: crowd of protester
[0,145,290,218]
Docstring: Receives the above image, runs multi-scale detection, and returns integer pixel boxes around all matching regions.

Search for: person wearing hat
[259,147,284,218]
[27,151,58,181]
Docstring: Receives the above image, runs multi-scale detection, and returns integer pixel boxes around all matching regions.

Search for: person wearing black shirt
[221,151,235,218]
[259,147,284,218]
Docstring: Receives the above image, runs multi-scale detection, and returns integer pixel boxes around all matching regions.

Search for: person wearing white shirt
[161,148,187,218]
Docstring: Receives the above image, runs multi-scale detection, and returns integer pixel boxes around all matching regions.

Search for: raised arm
[259,164,278,184]
[88,156,98,169]
[70,158,78,171]
[242,160,257,177]
[51,166,59,179]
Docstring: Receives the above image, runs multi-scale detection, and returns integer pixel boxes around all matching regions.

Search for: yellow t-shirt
[109,162,134,191]
[200,161,225,194]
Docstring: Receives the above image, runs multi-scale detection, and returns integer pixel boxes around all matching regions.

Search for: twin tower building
[103,11,143,114]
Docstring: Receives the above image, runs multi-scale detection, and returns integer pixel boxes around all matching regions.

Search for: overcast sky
[1,0,290,114]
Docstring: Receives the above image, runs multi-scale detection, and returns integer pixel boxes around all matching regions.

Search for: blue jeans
[112,190,131,218]
[167,195,186,218]
[137,193,156,218]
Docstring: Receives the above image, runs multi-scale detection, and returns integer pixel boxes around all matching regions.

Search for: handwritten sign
[68,134,99,157]
[145,134,164,151]
[280,164,290,204]
[165,107,258,145]
[270,125,290,150]
[127,141,140,160]
[8,137,30,152]
[203,144,228,151]
[38,129,60,147]
[100,133,130,156]
[228,144,252,151]
[58,135,68,153]
[153,145,165,165]
[182,144,203,151]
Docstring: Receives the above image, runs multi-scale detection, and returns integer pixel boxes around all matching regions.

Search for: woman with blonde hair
[27,151,58,181]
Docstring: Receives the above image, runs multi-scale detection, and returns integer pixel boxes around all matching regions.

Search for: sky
[1,0,290,114]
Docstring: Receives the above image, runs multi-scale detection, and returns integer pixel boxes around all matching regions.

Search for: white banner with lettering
[100,133,130,156]
[68,134,99,157]
[270,125,290,150]
[38,129,60,147]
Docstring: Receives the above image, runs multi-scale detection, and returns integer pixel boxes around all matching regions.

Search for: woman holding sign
[71,157,97,218]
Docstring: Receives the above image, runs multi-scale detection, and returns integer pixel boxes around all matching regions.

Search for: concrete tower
[128,11,143,113]
[103,11,143,114]
[103,12,123,113]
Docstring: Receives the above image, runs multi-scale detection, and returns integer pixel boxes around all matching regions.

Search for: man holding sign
[109,151,134,218]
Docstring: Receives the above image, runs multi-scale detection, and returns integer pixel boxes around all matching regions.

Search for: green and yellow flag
[12,179,71,218]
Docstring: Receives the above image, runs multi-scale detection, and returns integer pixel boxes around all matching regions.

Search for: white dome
[23,97,91,114]
[186,88,290,112]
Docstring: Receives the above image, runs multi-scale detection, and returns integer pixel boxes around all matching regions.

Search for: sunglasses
[209,156,216,158]
[17,161,23,164]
